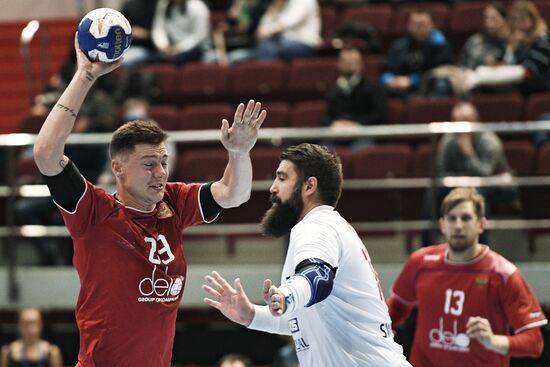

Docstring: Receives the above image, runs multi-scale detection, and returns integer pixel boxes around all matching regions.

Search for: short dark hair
[109,120,168,159]
[440,187,485,219]
[218,353,253,367]
[280,143,343,207]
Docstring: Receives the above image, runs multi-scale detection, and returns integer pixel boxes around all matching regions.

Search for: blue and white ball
[77,8,132,63]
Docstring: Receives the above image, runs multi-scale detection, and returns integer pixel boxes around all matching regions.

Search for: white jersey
[280,205,411,366]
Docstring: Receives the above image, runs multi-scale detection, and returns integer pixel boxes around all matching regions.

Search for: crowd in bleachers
[2,0,550,266]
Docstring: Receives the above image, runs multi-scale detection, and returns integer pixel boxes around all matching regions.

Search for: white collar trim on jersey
[112,192,156,213]
[302,205,335,221]
[444,245,490,265]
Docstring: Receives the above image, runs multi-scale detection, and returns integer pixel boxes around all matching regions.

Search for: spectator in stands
[421,101,514,246]
[321,47,386,148]
[254,0,321,60]
[466,0,550,95]
[149,0,211,65]
[0,307,63,367]
[204,0,270,65]
[389,187,547,367]
[381,9,453,98]
[218,353,253,367]
[120,0,159,67]
[458,2,510,70]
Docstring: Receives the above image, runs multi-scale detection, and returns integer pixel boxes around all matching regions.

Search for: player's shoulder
[486,248,518,278]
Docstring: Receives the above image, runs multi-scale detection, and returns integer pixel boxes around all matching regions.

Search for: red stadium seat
[338,5,394,39]
[17,113,47,133]
[320,5,338,45]
[524,92,550,121]
[287,57,338,100]
[177,103,234,130]
[250,147,281,180]
[338,144,412,222]
[411,143,434,178]
[260,101,289,128]
[449,1,486,48]
[387,99,405,124]
[503,140,536,176]
[405,97,457,124]
[140,64,178,103]
[363,54,384,80]
[174,148,227,182]
[178,62,229,102]
[149,105,179,131]
[229,60,286,101]
[289,100,326,128]
[471,94,524,122]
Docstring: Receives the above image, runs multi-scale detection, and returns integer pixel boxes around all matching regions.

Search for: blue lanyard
[21,343,46,367]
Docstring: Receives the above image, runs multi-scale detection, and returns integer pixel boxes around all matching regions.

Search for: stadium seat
[287,57,338,101]
[320,5,338,46]
[503,140,536,176]
[17,113,47,133]
[471,94,524,122]
[363,54,384,80]
[149,105,179,131]
[338,5,394,41]
[174,148,227,182]
[140,64,178,103]
[405,97,457,124]
[178,62,229,103]
[177,103,234,130]
[522,142,550,252]
[288,100,326,128]
[228,60,286,101]
[411,143,434,178]
[449,1,486,49]
[339,144,412,222]
[386,99,405,124]
[524,92,550,121]
[250,147,281,180]
[260,101,289,128]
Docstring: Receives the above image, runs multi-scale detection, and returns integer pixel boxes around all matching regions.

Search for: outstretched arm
[203,271,290,335]
[33,34,122,176]
[210,100,266,208]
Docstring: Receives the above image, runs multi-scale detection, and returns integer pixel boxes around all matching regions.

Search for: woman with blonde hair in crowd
[467,0,550,95]
[0,308,63,367]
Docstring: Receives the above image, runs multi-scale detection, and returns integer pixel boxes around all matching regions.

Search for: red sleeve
[391,252,422,304]
[508,327,544,357]
[502,271,548,334]
[58,180,112,237]
[387,295,414,327]
[168,182,210,229]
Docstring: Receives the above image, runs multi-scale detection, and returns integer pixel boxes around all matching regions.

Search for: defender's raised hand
[202,271,255,326]
[220,100,266,153]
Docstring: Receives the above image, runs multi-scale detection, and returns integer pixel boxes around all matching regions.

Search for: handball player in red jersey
[387,187,547,367]
[32,35,266,367]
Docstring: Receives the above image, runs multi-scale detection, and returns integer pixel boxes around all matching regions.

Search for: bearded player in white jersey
[203,143,411,366]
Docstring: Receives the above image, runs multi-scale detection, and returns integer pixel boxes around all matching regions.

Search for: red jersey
[391,244,547,367]
[58,180,209,367]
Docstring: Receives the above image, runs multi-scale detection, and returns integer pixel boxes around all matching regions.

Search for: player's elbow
[33,142,61,174]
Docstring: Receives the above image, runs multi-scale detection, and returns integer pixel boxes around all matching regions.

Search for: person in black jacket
[322,47,386,148]
[381,9,453,98]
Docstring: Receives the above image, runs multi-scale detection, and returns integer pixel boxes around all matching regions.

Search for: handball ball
[77,8,132,63]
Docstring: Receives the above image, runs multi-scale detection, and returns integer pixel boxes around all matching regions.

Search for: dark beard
[261,187,303,238]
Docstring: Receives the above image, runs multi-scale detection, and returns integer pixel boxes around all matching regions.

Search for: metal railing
[2,121,550,303]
